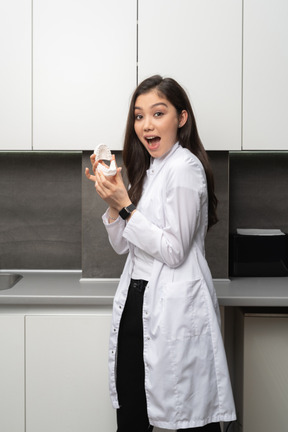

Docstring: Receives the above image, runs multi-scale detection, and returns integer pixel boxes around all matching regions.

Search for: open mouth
[145,136,161,147]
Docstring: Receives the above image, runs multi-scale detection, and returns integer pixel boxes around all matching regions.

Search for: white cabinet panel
[243,0,288,150]
[0,0,31,150]
[0,315,25,432]
[33,0,136,150]
[138,0,242,150]
[26,314,116,432]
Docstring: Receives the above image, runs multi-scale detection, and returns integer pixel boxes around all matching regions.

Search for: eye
[154,111,163,118]
[135,114,143,121]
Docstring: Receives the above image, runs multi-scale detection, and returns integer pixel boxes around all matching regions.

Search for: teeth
[97,159,117,177]
[94,143,112,161]
[94,143,117,177]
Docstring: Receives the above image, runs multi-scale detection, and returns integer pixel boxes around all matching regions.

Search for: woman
[86,75,236,431]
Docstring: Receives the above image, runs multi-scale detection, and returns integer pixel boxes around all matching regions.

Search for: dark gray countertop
[0,270,287,306]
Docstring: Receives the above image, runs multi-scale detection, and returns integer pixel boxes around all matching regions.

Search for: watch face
[119,204,136,220]
[119,208,129,220]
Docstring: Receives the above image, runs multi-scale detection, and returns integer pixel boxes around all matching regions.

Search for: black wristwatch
[119,203,136,220]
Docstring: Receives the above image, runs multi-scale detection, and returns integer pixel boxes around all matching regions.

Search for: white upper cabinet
[243,0,288,150]
[138,0,242,151]
[33,0,137,150]
[0,0,31,150]
[3,1,287,152]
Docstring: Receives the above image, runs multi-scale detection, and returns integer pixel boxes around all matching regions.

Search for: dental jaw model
[94,143,117,177]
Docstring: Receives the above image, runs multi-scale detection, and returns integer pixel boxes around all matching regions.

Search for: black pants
[116,279,221,432]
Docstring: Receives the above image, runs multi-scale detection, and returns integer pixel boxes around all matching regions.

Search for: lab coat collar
[148,141,180,174]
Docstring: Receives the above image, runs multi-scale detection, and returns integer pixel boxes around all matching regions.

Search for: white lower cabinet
[232,310,288,432]
[243,314,288,432]
[0,315,25,432]
[0,311,116,432]
[25,314,116,432]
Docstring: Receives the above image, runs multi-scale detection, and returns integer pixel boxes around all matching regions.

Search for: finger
[96,168,114,188]
[92,160,99,173]
[85,167,96,182]
[95,170,107,192]
[112,154,122,173]
[111,155,122,172]
[95,169,102,182]
[96,169,109,187]
[94,173,107,197]
[113,166,124,184]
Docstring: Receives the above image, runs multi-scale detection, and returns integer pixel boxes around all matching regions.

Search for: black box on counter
[229,229,288,277]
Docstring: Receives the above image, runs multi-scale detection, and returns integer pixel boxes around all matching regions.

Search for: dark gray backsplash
[205,152,229,278]
[0,152,82,269]
[229,152,288,234]
[3,150,286,278]
[82,152,127,278]
[82,151,229,279]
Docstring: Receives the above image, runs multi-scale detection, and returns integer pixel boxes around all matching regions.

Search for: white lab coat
[103,143,236,430]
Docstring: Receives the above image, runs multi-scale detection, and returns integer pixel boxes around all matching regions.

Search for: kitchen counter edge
[0,270,287,307]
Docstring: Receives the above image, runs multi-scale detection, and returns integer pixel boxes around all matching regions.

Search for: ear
[178,110,188,128]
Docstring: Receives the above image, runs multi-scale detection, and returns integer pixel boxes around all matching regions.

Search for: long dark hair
[122,75,218,229]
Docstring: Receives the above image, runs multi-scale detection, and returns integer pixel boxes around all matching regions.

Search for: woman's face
[134,90,187,159]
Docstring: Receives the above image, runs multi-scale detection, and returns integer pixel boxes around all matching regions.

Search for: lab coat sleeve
[102,209,129,255]
[123,158,207,268]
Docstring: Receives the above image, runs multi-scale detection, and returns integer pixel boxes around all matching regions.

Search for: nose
[143,116,154,131]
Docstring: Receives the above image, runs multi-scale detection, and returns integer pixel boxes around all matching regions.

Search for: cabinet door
[25,314,116,432]
[0,315,25,432]
[243,315,288,431]
[0,0,31,150]
[33,0,136,150]
[243,0,288,150]
[138,0,242,151]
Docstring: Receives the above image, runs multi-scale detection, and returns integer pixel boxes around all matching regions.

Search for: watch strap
[119,203,136,220]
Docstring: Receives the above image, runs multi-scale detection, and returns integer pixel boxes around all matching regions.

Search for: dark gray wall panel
[0,152,82,269]
[82,152,126,278]
[205,152,229,278]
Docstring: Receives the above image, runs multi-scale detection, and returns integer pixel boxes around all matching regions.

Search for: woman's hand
[85,154,131,211]
[94,167,131,211]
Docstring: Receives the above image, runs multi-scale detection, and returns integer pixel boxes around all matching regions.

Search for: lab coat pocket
[161,279,209,340]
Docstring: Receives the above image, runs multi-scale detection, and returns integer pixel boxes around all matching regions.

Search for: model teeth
[93,143,117,177]
[97,159,117,177]
[94,143,112,161]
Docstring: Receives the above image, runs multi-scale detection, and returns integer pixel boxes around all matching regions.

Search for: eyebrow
[134,102,168,110]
